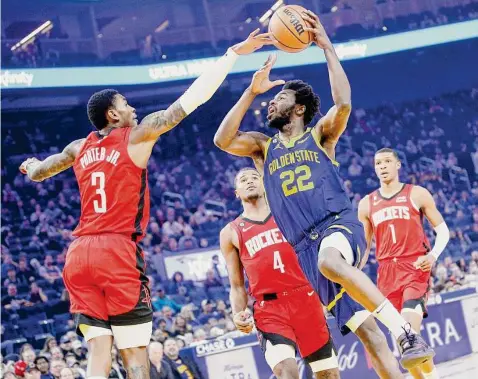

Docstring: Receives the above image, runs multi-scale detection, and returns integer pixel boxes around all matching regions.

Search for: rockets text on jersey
[229,214,310,298]
[368,184,430,261]
[72,127,150,241]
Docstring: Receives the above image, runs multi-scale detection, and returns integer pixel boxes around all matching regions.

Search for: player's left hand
[19,157,40,174]
[233,309,254,334]
[232,29,275,55]
[414,254,436,272]
[301,10,333,50]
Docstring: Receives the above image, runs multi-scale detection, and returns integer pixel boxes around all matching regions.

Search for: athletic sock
[423,368,439,378]
[372,299,415,340]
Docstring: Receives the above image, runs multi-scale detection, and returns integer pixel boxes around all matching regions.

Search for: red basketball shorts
[63,234,153,333]
[377,255,431,317]
[254,285,332,363]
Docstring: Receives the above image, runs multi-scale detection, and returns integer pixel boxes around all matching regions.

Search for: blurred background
[1,0,478,378]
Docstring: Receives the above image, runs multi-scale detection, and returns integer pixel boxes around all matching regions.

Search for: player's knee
[119,346,148,369]
[273,359,299,379]
[317,248,345,281]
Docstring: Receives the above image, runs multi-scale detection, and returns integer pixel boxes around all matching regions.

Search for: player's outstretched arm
[302,10,352,148]
[412,186,450,271]
[219,224,253,333]
[358,195,373,269]
[214,54,283,157]
[19,138,85,182]
[131,29,275,143]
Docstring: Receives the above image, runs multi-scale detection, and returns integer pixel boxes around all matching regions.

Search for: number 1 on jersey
[273,251,285,273]
[389,224,397,244]
[91,172,107,213]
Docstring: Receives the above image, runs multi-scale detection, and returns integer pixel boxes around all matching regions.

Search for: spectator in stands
[179,305,200,327]
[21,348,37,366]
[170,315,192,337]
[29,235,45,252]
[197,299,219,324]
[34,356,53,379]
[165,238,179,253]
[161,306,175,330]
[348,156,363,177]
[27,282,48,305]
[39,255,61,285]
[150,222,163,246]
[50,347,63,362]
[167,272,193,295]
[163,338,204,379]
[152,286,182,314]
[59,336,73,356]
[2,284,27,310]
[3,268,20,287]
[1,253,16,277]
[190,329,207,346]
[178,229,198,250]
[17,257,36,284]
[50,360,66,379]
[203,269,223,297]
[25,364,42,379]
[148,342,174,379]
[162,210,182,238]
[59,367,74,379]
[40,338,57,359]
[211,255,222,281]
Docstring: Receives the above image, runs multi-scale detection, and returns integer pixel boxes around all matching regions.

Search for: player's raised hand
[414,254,436,272]
[249,54,285,95]
[19,157,40,174]
[233,309,254,334]
[301,10,332,50]
[232,29,275,55]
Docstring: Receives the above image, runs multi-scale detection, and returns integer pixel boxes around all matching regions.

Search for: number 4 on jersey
[273,251,285,273]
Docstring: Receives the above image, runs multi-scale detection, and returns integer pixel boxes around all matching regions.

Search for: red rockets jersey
[229,214,310,298]
[368,184,430,262]
[72,127,150,241]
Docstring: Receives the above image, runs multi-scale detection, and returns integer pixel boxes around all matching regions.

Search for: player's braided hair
[87,89,119,130]
[283,80,320,125]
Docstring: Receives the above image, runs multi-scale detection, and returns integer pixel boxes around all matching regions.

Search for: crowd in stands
[2,86,478,378]
[2,1,477,68]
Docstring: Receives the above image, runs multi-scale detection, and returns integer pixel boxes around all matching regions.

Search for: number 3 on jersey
[273,251,285,273]
[91,172,107,213]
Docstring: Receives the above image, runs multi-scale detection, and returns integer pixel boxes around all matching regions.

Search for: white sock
[372,299,414,340]
[423,368,439,378]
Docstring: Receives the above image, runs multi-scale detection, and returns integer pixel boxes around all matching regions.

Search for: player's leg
[401,289,438,379]
[317,229,434,369]
[291,288,340,379]
[352,316,403,379]
[63,237,113,378]
[100,238,153,379]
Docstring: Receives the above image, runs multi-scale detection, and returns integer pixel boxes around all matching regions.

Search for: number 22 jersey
[262,127,353,247]
[72,127,150,241]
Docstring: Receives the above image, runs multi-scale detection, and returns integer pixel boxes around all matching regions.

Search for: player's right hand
[249,54,285,95]
[19,157,40,174]
[233,309,254,334]
[232,29,275,55]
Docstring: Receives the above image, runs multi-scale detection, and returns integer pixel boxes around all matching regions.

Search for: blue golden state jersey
[263,127,353,246]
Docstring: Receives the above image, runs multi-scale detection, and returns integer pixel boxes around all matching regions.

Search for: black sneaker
[398,324,435,370]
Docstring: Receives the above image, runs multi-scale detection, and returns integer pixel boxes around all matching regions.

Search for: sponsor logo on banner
[163,249,228,281]
[461,296,478,352]
[0,70,34,87]
[148,59,216,81]
[196,338,235,357]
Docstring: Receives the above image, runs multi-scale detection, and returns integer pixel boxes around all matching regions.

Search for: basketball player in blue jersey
[214,9,434,376]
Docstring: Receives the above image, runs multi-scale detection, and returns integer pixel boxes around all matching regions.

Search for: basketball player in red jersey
[220,168,340,379]
[358,148,450,379]
[18,32,274,379]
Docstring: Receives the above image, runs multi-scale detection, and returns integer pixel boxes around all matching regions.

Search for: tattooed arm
[19,139,85,182]
[129,99,187,143]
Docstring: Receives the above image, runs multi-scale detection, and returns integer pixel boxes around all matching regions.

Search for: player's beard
[267,105,294,131]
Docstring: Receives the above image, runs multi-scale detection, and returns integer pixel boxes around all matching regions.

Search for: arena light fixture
[11,21,53,51]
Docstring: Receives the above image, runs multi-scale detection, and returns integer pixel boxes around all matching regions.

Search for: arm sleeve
[179,48,239,115]
[430,222,450,260]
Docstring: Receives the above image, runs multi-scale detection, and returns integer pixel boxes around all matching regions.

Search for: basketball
[268,5,313,53]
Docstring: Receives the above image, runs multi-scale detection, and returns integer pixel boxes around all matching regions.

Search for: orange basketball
[268,5,313,53]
